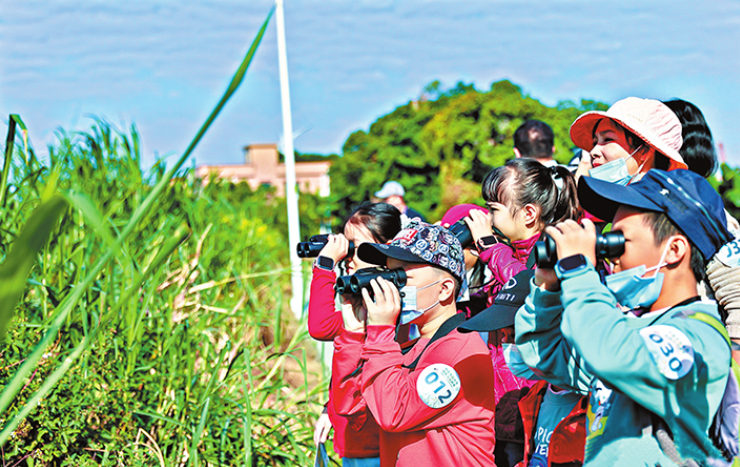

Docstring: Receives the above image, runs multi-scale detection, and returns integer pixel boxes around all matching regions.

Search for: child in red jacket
[309,202,401,465]
[332,222,496,466]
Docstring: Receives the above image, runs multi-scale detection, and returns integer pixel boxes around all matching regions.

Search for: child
[439,203,493,317]
[516,169,733,465]
[465,158,582,299]
[461,270,587,467]
[331,222,496,466]
[308,202,402,466]
[465,158,582,467]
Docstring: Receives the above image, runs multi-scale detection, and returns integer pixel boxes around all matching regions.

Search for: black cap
[460,270,534,332]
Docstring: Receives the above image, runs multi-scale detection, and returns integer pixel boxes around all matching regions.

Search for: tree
[330,79,608,222]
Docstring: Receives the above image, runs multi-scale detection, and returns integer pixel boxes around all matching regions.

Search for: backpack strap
[403,313,466,371]
[688,311,732,349]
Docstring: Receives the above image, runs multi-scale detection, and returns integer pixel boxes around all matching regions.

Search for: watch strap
[555,254,592,280]
[476,235,499,251]
[315,256,334,271]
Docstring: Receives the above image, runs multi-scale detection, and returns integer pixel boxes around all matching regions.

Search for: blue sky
[3,0,740,169]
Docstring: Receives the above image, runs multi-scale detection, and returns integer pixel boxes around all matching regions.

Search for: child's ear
[522,203,541,226]
[665,235,690,266]
[439,276,457,303]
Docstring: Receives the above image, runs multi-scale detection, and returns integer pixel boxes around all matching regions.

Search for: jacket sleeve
[479,244,527,287]
[359,326,493,433]
[514,278,591,395]
[559,267,730,420]
[331,329,369,416]
[307,267,344,341]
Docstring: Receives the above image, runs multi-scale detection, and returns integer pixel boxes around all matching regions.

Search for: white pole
[275,0,303,320]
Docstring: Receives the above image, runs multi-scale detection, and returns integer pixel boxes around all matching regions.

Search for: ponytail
[481,159,582,230]
[549,165,582,224]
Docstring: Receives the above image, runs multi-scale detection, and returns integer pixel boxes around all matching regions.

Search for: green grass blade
[0,8,273,425]
[189,397,210,466]
[0,195,67,340]
[0,114,18,210]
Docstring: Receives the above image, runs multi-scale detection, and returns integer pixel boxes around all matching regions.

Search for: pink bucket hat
[570,97,687,170]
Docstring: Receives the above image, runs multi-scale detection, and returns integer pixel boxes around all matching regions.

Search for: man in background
[374,181,426,225]
[514,120,556,167]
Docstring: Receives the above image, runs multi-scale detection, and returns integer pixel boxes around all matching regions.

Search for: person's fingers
[369,278,384,304]
[380,280,400,310]
[320,425,330,443]
[361,287,374,308]
[581,218,597,235]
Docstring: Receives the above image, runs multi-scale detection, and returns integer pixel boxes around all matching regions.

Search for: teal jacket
[515,264,730,466]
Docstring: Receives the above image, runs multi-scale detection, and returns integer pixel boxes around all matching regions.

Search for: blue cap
[578,169,732,261]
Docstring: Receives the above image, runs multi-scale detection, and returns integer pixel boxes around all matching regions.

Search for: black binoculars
[447,219,474,249]
[296,234,355,259]
[335,267,407,296]
[534,230,625,268]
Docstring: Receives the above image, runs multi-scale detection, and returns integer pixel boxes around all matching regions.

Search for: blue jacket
[515,264,730,466]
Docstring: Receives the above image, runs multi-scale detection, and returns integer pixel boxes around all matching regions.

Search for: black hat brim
[460,305,517,332]
[358,242,427,267]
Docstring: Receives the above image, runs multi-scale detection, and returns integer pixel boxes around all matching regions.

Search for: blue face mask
[589,145,644,186]
[605,239,671,310]
[398,279,441,325]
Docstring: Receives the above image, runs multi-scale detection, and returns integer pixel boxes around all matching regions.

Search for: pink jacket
[478,233,541,443]
[477,233,540,299]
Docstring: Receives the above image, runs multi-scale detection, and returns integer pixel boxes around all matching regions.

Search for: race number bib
[716,239,740,267]
[416,364,461,409]
[639,325,694,380]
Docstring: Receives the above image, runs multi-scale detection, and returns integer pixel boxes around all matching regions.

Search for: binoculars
[534,230,625,268]
[296,234,355,259]
[447,219,474,249]
[335,267,407,296]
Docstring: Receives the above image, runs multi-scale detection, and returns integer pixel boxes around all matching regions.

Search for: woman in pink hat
[570,97,687,185]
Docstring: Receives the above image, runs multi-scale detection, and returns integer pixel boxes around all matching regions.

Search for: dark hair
[345,202,402,243]
[481,159,582,229]
[663,99,718,179]
[514,120,554,159]
[642,211,705,283]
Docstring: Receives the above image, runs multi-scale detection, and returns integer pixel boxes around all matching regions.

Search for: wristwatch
[476,236,499,251]
[314,256,334,271]
[555,254,591,280]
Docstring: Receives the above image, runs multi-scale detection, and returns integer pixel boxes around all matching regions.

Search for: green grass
[0,117,329,466]
[0,8,333,464]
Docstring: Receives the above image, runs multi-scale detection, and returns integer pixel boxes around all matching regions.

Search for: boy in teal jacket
[515,169,734,466]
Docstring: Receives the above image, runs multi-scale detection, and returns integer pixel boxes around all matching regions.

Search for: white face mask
[589,144,644,186]
[398,279,442,325]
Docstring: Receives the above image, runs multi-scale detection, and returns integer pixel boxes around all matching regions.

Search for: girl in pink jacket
[465,158,582,467]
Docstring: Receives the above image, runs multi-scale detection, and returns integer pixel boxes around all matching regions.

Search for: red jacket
[308,266,380,458]
[332,324,496,467]
[517,380,587,467]
[307,267,344,341]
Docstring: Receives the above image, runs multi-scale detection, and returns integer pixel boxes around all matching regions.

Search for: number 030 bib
[416,363,461,409]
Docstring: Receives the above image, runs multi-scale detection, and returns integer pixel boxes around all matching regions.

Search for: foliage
[0,120,327,466]
[329,79,608,221]
[711,163,740,221]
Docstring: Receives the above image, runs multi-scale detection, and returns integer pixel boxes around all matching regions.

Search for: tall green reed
[0,7,329,465]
